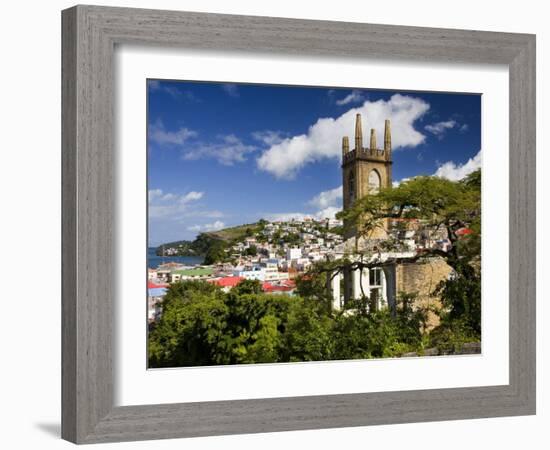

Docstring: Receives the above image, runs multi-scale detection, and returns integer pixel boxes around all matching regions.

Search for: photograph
[146,80,482,368]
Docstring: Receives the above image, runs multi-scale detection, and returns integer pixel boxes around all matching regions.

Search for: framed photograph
[62,5,536,444]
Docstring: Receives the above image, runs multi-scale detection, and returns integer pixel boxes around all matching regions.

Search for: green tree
[148,281,228,367]
[283,233,301,246]
[233,279,263,295]
[339,173,480,267]
[283,299,334,362]
[203,241,227,265]
[240,315,281,363]
[295,271,335,315]
[244,245,258,256]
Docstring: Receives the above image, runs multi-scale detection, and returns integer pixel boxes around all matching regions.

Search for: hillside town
[148,217,343,323]
[147,213,458,324]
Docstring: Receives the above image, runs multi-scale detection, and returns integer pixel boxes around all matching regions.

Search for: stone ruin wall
[396,257,453,329]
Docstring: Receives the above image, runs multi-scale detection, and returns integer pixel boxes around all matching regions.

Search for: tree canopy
[148,279,432,367]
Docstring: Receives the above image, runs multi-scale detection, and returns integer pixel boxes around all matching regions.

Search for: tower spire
[384,119,392,157]
[342,136,349,159]
[355,113,363,151]
[370,128,377,150]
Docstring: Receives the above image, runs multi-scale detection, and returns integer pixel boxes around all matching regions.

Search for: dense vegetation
[148,279,430,367]
[149,171,481,366]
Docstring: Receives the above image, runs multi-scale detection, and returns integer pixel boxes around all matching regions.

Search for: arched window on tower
[368,169,381,194]
[348,170,355,203]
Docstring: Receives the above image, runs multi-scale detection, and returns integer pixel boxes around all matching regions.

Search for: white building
[233,265,265,281]
[263,267,290,282]
[329,266,388,312]
[292,257,312,271]
[286,247,302,260]
[329,250,417,311]
[233,263,290,282]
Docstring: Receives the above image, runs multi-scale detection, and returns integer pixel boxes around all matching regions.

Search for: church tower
[341,114,393,238]
[341,114,393,304]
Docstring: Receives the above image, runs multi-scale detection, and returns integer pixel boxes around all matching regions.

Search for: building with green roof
[170,267,214,282]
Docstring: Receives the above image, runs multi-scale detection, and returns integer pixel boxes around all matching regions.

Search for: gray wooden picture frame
[61,4,536,444]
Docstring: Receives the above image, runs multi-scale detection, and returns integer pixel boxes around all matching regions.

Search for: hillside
[156,221,263,257]
[203,222,264,242]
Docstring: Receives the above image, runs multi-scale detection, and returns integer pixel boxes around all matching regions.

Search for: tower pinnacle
[342,136,349,158]
[355,114,363,151]
[384,119,392,155]
[370,128,377,150]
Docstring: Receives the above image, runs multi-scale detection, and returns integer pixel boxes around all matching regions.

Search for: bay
[147,247,204,269]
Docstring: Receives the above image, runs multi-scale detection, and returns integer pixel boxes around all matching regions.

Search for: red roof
[209,276,244,288]
[148,281,168,289]
[262,281,295,292]
[456,228,474,236]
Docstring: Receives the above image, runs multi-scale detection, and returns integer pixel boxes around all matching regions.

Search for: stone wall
[396,257,453,329]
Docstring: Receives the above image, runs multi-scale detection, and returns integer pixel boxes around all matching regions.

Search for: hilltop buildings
[147,216,344,323]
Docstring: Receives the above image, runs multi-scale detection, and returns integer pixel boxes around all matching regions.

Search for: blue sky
[147,80,481,246]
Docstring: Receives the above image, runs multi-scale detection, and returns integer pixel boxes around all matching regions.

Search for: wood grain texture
[61,7,77,443]
[61,4,536,444]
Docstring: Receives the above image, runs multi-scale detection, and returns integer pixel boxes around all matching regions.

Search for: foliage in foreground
[148,280,430,367]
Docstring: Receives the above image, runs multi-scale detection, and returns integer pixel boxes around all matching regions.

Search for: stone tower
[341,114,392,239]
[340,114,393,304]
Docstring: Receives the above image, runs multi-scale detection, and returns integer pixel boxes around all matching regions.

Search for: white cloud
[425,119,456,136]
[314,207,340,220]
[149,120,255,165]
[256,94,429,179]
[252,130,287,146]
[425,119,469,139]
[182,134,256,165]
[181,191,203,202]
[222,83,239,97]
[148,188,163,201]
[309,186,342,219]
[148,80,200,102]
[187,220,226,232]
[335,90,365,106]
[264,208,340,222]
[263,212,311,222]
[148,189,179,202]
[149,119,197,146]
[148,189,204,218]
[434,150,482,181]
[263,185,343,223]
[392,150,481,185]
[392,177,411,187]
[308,186,342,209]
